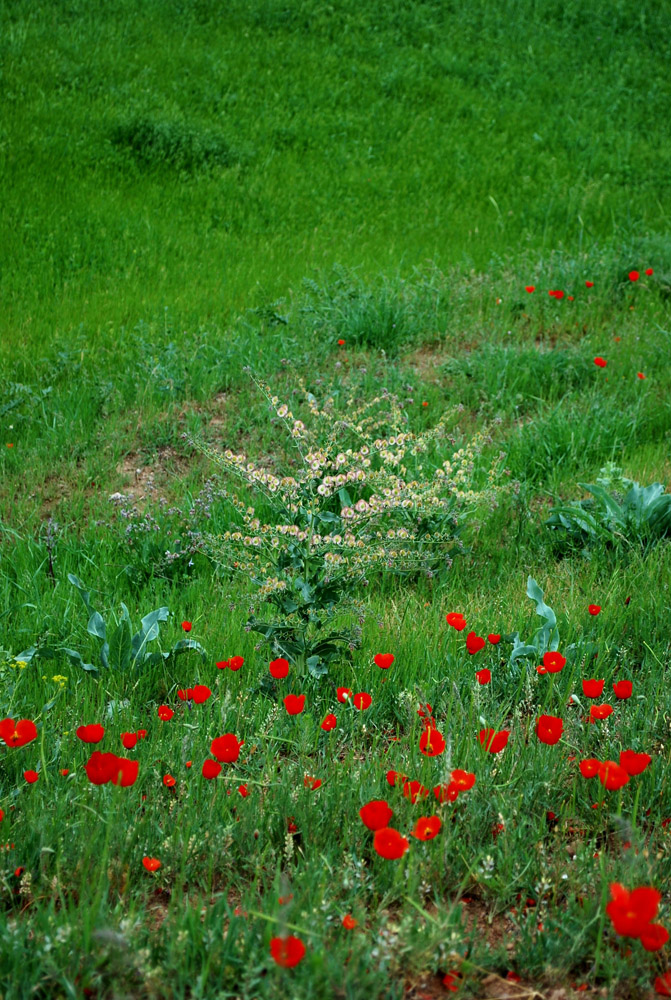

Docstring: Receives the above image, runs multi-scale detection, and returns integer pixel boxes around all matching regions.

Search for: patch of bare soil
[113,446,192,508]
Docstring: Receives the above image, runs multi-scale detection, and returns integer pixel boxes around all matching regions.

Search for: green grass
[2,1,671,997]
[2,0,671,357]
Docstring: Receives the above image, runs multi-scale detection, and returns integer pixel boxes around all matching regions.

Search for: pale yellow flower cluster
[192,373,506,590]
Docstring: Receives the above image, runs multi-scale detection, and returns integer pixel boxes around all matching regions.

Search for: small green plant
[191,372,505,676]
[13,575,206,676]
[545,465,671,549]
[504,576,560,671]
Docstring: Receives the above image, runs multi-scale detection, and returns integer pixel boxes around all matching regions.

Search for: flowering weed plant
[191,373,505,674]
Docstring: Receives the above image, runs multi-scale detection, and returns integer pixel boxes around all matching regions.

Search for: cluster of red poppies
[524,268,653,299]
[2,600,667,987]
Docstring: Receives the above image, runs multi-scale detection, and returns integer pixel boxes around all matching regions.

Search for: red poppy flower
[478,728,510,753]
[619,750,651,776]
[76,724,105,744]
[137,729,147,739]
[113,757,139,786]
[443,971,463,992]
[536,715,563,745]
[451,768,476,793]
[336,687,352,703]
[598,761,630,790]
[476,668,491,685]
[0,718,38,748]
[0,809,3,821]
[629,271,639,282]
[542,651,566,674]
[210,734,244,763]
[411,816,442,840]
[579,758,601,778]
[304,775,322,790]
[645,268,654,276]
[373,827,410,859]
[216,660,229,669]
[142,857,161,872]
[353,692,371,711]
[84,751,137,787]
[465,631,485,655]
[193,685,211,703]
[607,883,660,937]
[402,780,429,804]
[84,751,118,785]
[588,604,601,615]
[433,783,459,803]
[637,372,646,379]
[270,935,306,968]
[386,769,406,787]
[641,924,669,952]
[525,286,535,293]
[269,658,290,679]
[436,769,476,805]
[582,679,604,698]
[342,914,357,929]
[594,357,607,368]
[613,680,632,700]
[163,774,176,788]
[228,656,244,670]
[60,769,69,776]
[121,732,138,750]
[320,714,337,732]
[181,621,192,632]
[487,634,501,644]
[24,770,39,784]
[590,704,613,721]
[655,972,671,996]
[157,706,174,721]
[419,727,445,756]
[337,338,345,346]
[238,783,249,797]
[585,281,594,288]
[374,653,394,669]
[177,688,192,701]
[283,694,305,715]
[446,612,466,631]
[359,800,393,831]
[202,759,222,780]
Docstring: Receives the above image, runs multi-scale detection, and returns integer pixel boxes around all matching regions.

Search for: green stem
[592,851,609,977]
[39,724,50,786]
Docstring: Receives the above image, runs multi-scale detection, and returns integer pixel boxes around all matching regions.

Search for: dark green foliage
[547,472,671,549]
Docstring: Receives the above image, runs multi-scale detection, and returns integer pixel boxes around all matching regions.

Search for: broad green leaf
[140,607,169,641]
[581,483,625,526]
[61,647,97,673]
[338,487,352,508]
[14,646,37,663]
[307,655,328,678]
[108,619,132,671]
[68,573,92,612]
[87,612,107,640]
[167,639,207,661]
[526,576,556,630]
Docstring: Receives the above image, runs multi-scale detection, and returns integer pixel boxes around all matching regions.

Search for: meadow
[2,1,671,997]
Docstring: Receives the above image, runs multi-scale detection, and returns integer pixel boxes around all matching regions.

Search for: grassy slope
[1,2,671,998]
[2,0,671,353]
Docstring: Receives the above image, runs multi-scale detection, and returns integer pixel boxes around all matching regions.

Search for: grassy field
[2,1,671,998]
